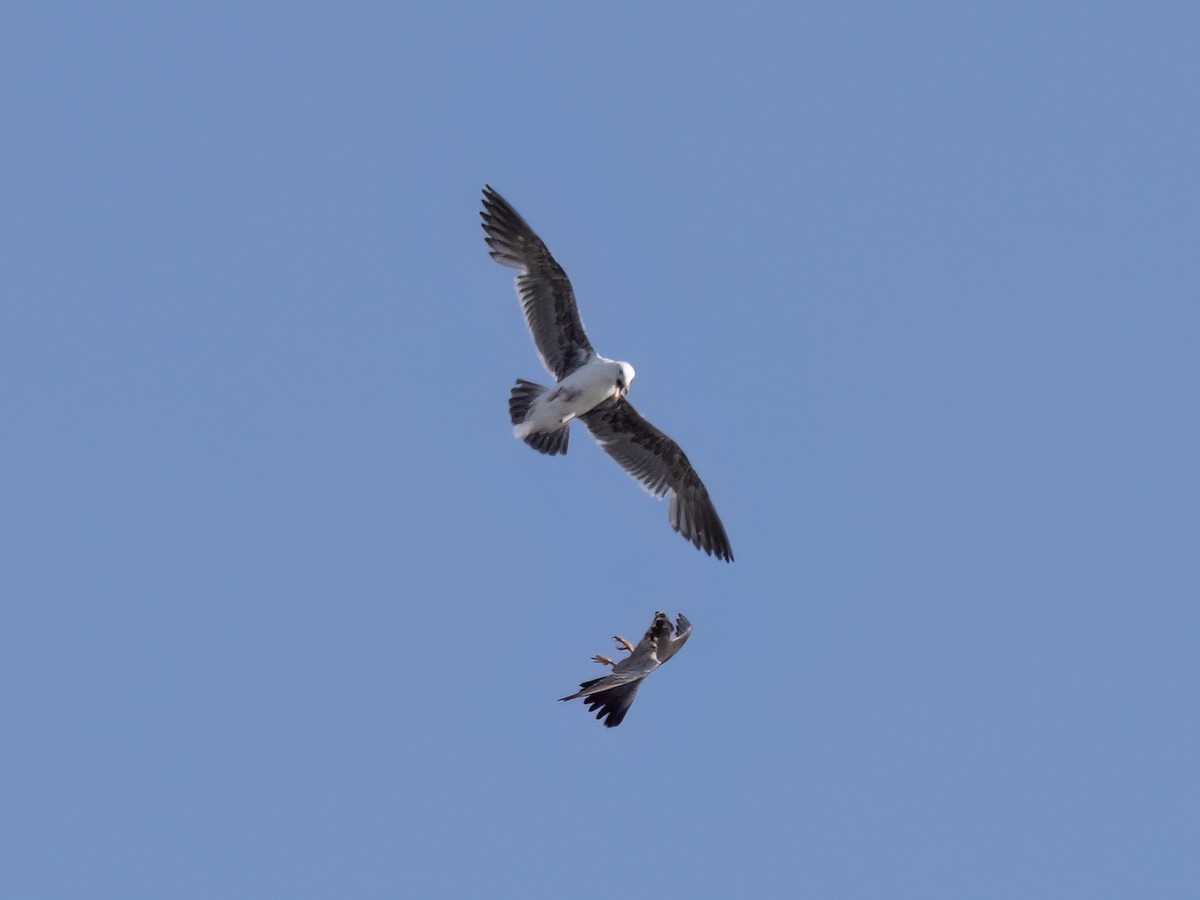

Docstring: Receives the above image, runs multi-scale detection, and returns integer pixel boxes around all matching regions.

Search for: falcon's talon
[612,636,635,654]
[591,654,617,667]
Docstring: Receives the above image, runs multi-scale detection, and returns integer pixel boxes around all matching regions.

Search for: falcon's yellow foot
[613,635,635,654]
[592,654,617,668]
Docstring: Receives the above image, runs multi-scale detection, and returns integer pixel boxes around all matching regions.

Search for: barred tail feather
[509,379,545,424]
[524,426,569,455]
[509,379,569,456]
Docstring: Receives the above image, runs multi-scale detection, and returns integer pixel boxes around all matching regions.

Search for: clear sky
[3,2,1198,898]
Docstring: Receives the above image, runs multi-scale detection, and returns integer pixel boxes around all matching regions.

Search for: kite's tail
[509,379,570,456]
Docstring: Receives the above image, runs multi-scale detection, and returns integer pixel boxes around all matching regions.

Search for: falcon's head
[648,610,673,640]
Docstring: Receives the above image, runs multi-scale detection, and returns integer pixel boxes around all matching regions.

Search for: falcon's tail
[509,379,569,456]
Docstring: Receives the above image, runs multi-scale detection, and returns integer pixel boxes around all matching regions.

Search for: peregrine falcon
[481,186,733,562]
[559,611,693,728]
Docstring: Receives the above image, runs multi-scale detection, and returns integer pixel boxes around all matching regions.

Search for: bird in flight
[480,185,733,562]
[560,611,693,728]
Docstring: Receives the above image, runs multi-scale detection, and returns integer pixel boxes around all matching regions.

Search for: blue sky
[3,2,1198,897]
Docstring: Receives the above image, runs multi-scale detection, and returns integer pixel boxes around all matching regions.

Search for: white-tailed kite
[481,186,733,562]
[560,611,692,728]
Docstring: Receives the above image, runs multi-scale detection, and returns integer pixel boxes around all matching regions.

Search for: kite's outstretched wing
[582,400,733,562]
[481,186,595,379]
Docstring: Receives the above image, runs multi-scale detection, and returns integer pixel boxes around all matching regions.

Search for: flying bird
[560,611,693,728]
[480,185,733,562]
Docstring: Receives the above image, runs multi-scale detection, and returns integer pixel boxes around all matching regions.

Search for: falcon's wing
[481,186,595,379]
[581,400,733,562]
[658,613,692,664]
[559,668,652,728]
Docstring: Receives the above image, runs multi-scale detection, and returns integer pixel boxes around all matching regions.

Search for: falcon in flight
[560,611,693,728]
[480,185,733,562]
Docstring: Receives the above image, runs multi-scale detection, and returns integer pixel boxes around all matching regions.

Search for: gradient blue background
[4,2,1198,897]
